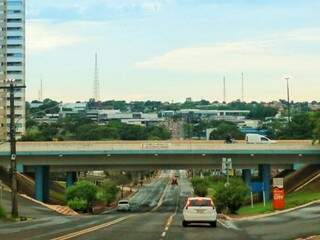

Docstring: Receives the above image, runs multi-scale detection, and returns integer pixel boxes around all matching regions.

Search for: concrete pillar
[35,166,50,203]
[242,169,251,186]
[258,164,271,201]
[66,172,77,188]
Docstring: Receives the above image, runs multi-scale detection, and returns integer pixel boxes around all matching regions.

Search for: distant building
[59,102,87,118]
[178,109,250,122]
[85,110,164,126]
[185,97,192,102]
[0,0,26,140]
[34,114,59,124]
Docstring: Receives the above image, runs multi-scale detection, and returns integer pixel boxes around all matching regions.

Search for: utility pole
[0,79,26,218]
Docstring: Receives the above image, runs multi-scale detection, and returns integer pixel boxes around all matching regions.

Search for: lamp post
[0,79,26,217]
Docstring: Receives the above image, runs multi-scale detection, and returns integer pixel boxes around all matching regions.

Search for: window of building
[7,36,22,40]
[7,19,22,23]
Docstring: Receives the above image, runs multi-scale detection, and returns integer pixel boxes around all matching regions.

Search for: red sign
[273,187,285,210]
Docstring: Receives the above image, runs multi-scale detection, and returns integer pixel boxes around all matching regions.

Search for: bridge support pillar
[258,164,271,201]
[35,166,50,203]
[66,172,77,188]
[242,169,251,186]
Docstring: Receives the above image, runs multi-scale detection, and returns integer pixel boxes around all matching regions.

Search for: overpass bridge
[0,140,319,202]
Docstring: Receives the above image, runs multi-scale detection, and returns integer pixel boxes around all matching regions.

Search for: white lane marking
[50,215,132,240]
[218,219,240,230]
[152,178,171,212]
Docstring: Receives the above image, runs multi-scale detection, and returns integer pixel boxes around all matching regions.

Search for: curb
[221,199,320,221]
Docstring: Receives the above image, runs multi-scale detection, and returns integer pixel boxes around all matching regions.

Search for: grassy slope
[237,179,320,216]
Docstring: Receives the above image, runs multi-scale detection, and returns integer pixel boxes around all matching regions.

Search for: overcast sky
[26,0,320,102]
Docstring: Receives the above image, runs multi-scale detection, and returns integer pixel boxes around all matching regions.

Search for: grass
[237,189,320,216]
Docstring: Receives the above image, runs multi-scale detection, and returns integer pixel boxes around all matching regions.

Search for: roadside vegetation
[0,205,6,219]
[66,180,120,212]
[238,180,320,216]
[191,176,249,214]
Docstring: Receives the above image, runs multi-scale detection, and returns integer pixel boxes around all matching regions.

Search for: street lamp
[0,79,26,217]
[284,76,291,123]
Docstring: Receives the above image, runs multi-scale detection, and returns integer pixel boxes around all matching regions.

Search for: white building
[178,109,249,122]
[0,0,26,140]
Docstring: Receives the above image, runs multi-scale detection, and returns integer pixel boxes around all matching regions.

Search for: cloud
[26,20,95,53]
[135,29,320,73]
[27,0,171,19]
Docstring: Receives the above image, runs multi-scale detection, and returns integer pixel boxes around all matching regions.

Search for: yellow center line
[50,215,132,240]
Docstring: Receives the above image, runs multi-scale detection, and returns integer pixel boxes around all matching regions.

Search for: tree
[191,177,210,197]
[66,181,98,211]
[214,178,249,213]
[209,122,244,140]
[98,180,119,205]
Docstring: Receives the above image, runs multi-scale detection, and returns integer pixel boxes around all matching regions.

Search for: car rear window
[189,199,212,207]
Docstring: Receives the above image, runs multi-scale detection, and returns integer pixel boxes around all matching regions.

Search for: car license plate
[196,209,205,213]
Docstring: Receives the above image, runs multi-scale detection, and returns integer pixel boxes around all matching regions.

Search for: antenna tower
[223,76,226,103]
[241,72,244,102]
[93,53,100,101]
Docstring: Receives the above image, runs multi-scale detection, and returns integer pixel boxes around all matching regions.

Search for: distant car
[182,197,217,227]
[245,133,276,144]
[117,200,130,211]
[171,177,178,185]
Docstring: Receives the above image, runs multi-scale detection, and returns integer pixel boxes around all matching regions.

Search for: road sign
[273,188,285,210]
[250,182,265,193]
[273,178,284,188]
[273,177,285,210]
[222,158,232,174]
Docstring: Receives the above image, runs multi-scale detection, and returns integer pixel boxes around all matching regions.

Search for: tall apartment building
[0,0,26,141]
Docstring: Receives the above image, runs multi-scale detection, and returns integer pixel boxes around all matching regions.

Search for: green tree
[66,181,98,211]
[191,177,210,197]
[98,180,119,205]
[214,178,249,213]
[209,122,244,140]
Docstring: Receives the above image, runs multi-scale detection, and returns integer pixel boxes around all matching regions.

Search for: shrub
[191,177,210,197]
[67,197,88,212]
[214,178,249,214]
[98,180,119,205]
[66,180,98,210]
[0,205,5,219]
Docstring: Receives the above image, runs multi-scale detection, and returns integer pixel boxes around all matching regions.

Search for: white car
[182,197,217,227]
[245,133,276,144]
[117,200,130,211]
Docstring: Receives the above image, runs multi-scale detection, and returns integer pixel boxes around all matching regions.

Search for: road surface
[0,170,319,240]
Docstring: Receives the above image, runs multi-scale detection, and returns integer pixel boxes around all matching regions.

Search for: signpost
[222,158,232,187]
[250,182,266,207]
[273,178,285,210]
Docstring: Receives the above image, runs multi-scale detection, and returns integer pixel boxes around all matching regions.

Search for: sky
[25,0,320,102]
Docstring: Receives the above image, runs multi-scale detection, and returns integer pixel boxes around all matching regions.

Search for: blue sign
[250,182,265,193]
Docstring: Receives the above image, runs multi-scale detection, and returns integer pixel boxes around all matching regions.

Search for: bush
[97,180,119,205]
[66,181,98,210]
[0,205,5,218]
[214,178,249,214]
[67,197,88,212]
[191,177,210,197]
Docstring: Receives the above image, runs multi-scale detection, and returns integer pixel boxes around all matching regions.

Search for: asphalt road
[0,170,319,240]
